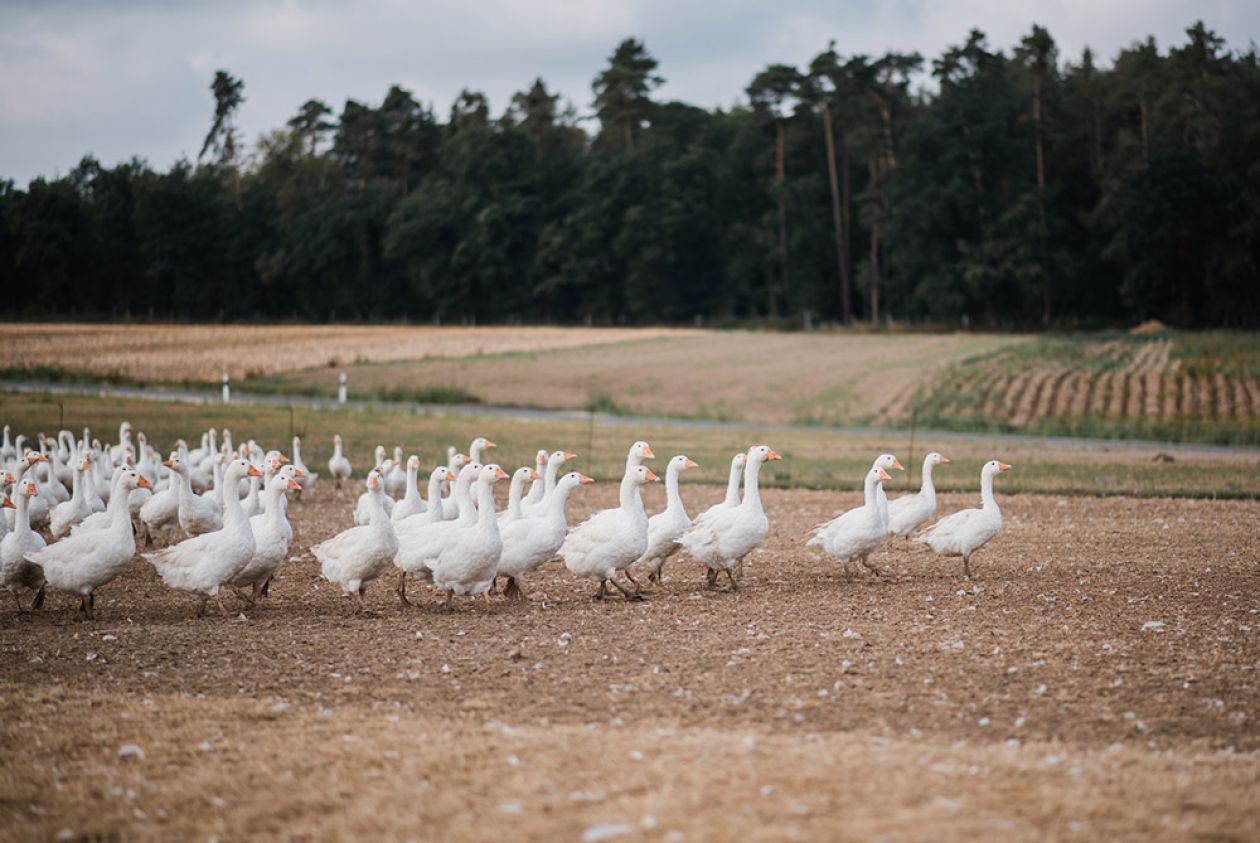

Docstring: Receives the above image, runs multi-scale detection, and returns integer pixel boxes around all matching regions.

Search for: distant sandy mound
[1128,319,1169,335]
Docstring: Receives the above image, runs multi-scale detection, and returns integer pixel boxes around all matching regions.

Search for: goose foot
[10,590,26,614]
[593,581,607,602]
[725,569,740,591]
[609,577,643,602]
[215,594,231,617]
[860,557,883,578]
[442,590,454,610]
[963,555,974,580]
[78,593,95,621]
[647,563,664,585]
[504,577,525,602]
[234,587,256,609]
[260,577,271,598]
[488,577,500,596]
[621,570,643,597]
[705,568,719,589]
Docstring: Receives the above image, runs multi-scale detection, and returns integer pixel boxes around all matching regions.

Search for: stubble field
[2,482,1258,841]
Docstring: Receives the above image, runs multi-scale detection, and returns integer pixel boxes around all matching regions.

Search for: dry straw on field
[0,323,696,382]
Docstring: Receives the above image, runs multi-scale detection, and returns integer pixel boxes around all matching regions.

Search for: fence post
[221,373,231,404]
[338,372,348,405]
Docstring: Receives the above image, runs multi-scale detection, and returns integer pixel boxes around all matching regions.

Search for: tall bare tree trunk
[867,157,880,325]
[773,117,788,317]
[1033,75,1050,324]
[820,102,852,323]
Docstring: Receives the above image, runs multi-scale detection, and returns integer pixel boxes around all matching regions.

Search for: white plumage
[678,445,780,590]
[638,454,699,584]
[914,460,1012,579]
[430,463,510,601]
[561,463,659,600]
[229,467,302,602]
[887,452,950,537]
[313,469,398,610]
[807,465,892,576]
[497,470,592,600]
[328,434,352,487]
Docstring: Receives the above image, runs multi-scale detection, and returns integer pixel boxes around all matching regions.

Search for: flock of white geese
[0,422,1011,619]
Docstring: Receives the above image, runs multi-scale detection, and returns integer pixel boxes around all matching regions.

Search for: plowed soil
[2,484,1258,841]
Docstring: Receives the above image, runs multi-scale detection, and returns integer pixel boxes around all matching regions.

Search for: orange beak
[644,469,660,482]
[163,459,172,467]
[564,452,578,461]
[940,456,952,464]
[81,460,91,471]
[35,454,48,462]
[137,475,153,489]
[24,482,37,495]
[494,466,509,480]
[484,440,497,449]
[1,497,14,509]
[287,479,302,490]
[891,458,904,471]
[530,469,541,480]
[578,474,595,485]
[684,458,699,468]
[767,449,782,461]
[877,467,891,481]
[998,462,1012,471]
[293,468,305,477]
[642,445,655,459]
[445,469,456,480]
[279,454,290,463]
[247,465,263,477]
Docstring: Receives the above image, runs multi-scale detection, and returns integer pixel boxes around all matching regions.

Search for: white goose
[139,450,183,544]
[522,449,549,507]
[328,434,352,487]
[313,469,398,611]
[171,453,222,536]
[560,462,659,601]
[394,463,478,604]
[0,425,14,464]
[17,452,51,530]
[439,453,474,520]
[355,456,396,524]
[518,450,576,518]
[229,466,302,604]
[887,452,950,538]
[807,465,893,577]
[430,463,510,604]
[468,436,496,465]
[144,458,262,616]
[50,455,93,538]
[384,446,407,497]
[2,480,46,611]
[499,465,540,524]
[390,455,428,522]
[679,445,781,590]
[638,454,700,584]
[498,471,593,601]
[690,451,747,535]
[291,436,316,491]
[26,469,152,619]
[394,465,452,526]
[914,460,1012,579]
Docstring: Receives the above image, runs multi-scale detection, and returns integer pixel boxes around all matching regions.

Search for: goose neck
[724,462,742,506]
[740,457,763,514]
[920,459,936,496]
[980,472,998,510]
[664,464,683,511]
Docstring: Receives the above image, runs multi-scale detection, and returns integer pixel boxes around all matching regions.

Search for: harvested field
[2,485,1258,841]
[259,331,1018,426]
[0,323,697,382]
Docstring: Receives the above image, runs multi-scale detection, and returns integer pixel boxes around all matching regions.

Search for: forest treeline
[1,22,1257,327]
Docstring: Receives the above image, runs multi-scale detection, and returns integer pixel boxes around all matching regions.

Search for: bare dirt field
[2,484,1257,841]
[0,323,697,382]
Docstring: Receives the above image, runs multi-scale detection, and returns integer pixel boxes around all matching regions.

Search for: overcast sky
[2,0,1256,185]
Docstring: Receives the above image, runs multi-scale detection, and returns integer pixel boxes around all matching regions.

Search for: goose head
[431,466,456,483]
[926,452,950,466]
[373,445,387,467]
[117,469,152,494]
[1,496,13,510]
[334,434,344,447]
[451,452,471,470]
[479,464,510,485]
[365,470,384,494]
[549,450,577,470]
[534,449,548,470]
[748,445,782,464]
[270,471,301,494]
[224,458,262,485]
[867,466,892,486]
[393,446,404,464]
[629,465,659,485]
[278,464,304,481]
[163,452,188,476]
[558,471,596,491]
[470,437,496,453]
[628,441,655,463]
[407,455,421,472]
[982,460,1013,479]
[668,455,700,473]
[874,453,903,473]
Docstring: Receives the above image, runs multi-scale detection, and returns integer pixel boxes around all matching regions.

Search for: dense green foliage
[2,23,1257,327]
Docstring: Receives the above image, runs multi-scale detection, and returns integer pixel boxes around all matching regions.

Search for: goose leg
[963,553,973,580]
[488,577,500,596]
[725,568,739,591]
[32,584,45,610]
[504,576,524,602]
[705,568,719,589]
[260,577,271,598]
[85,592,95,621]
[396,571,412,607]
[11,591,25,613]
[442,589,454,609]
[354,588,367,614]
[234,586,256,608]
[609,577,643,602]
[593,581,607,602]
[196,597,208,618]
[860,555,883,577]
[215,594,230,617]
[648,562,664,585]
[621,570,643,596]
